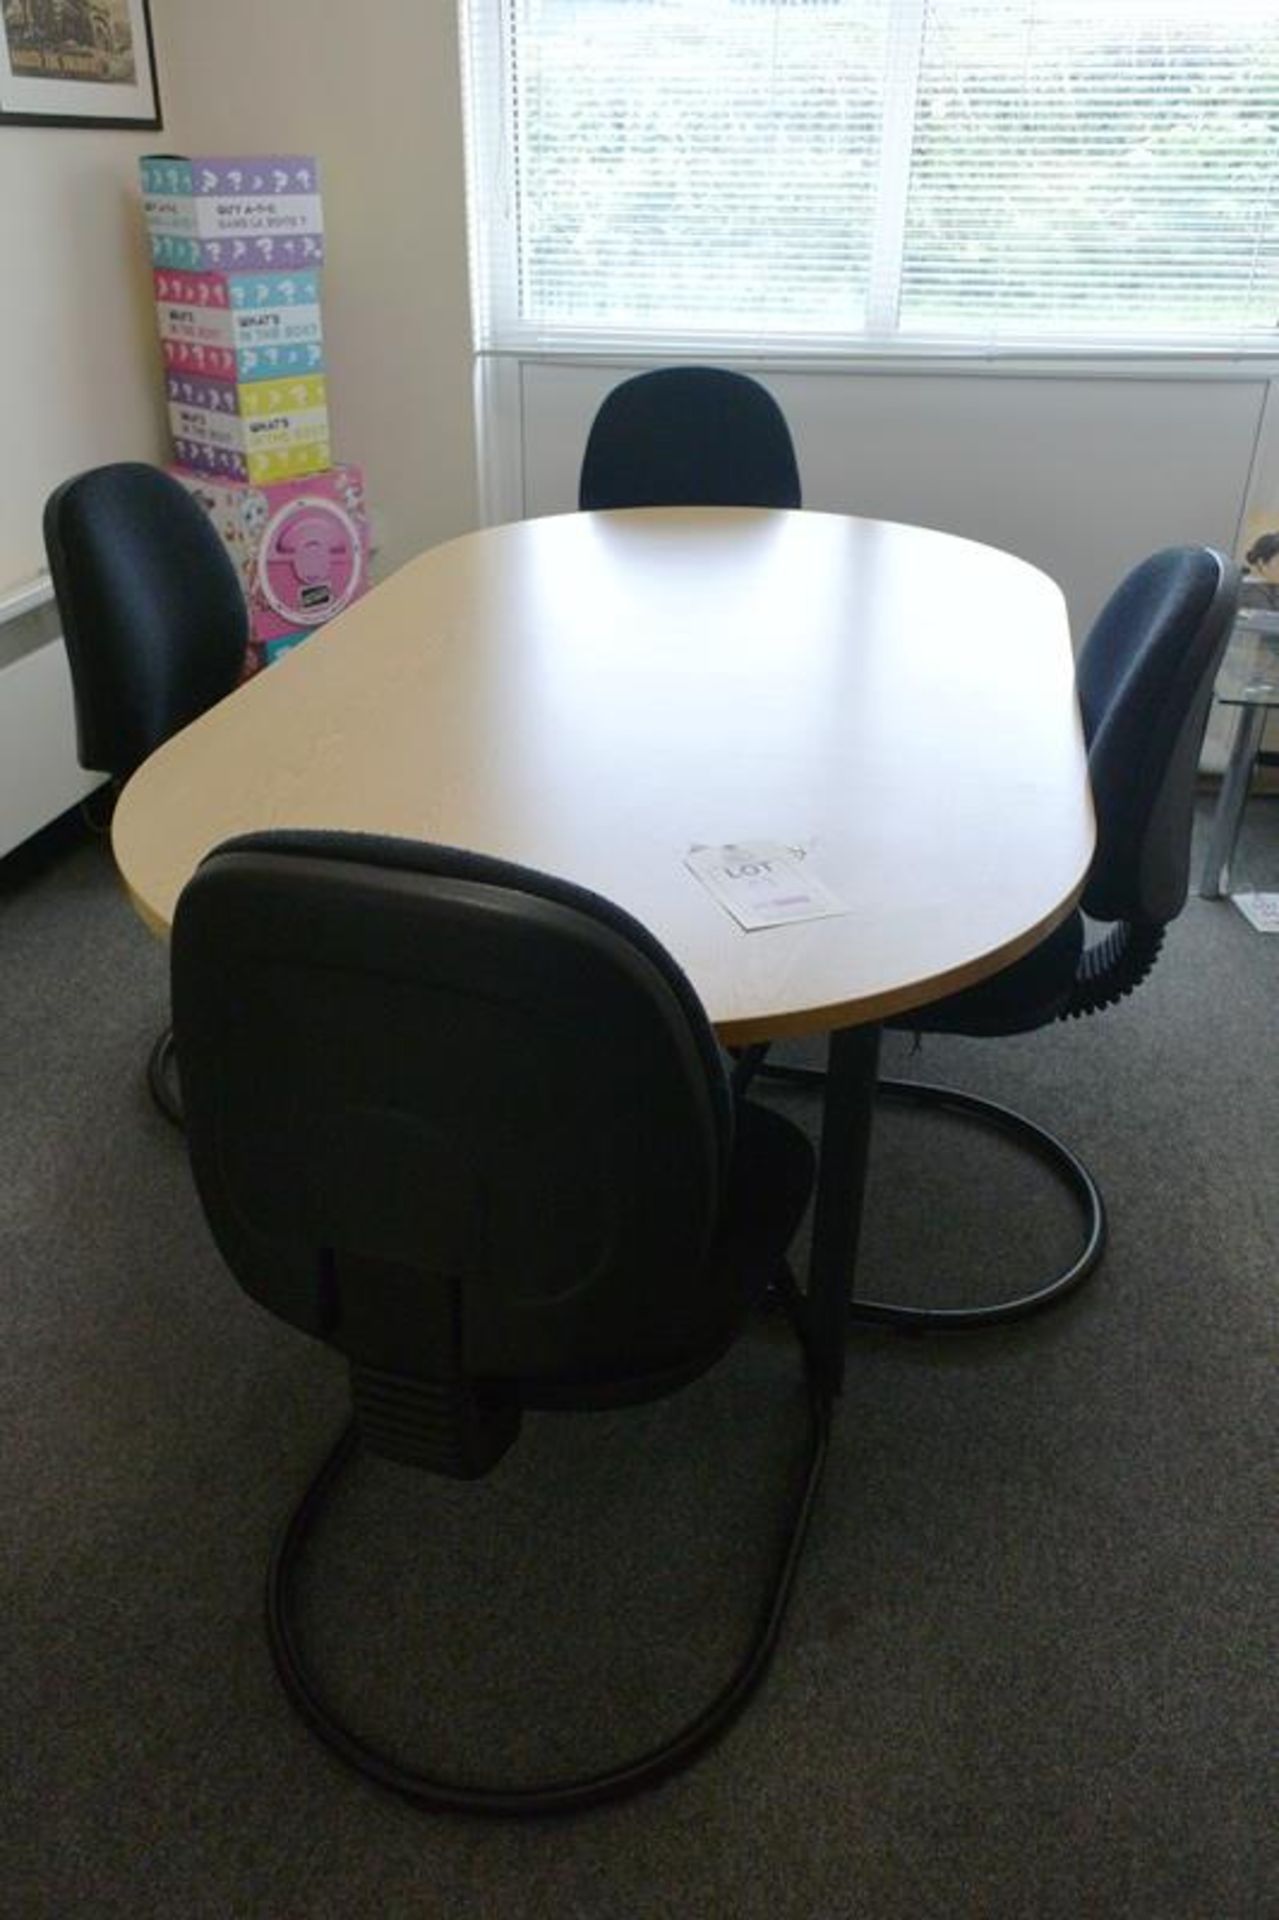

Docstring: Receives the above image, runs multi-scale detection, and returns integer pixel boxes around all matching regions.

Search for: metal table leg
[805,1021,881,1397]
[1201,702,1267,899]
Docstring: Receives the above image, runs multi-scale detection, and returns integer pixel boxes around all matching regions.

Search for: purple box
[141,154,324,273]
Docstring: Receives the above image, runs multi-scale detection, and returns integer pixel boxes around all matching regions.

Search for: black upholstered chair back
[578,367,802,511]
[43,462,248,780]
[171,831,739,1466]
[1077,546,1239,926]
[173,832,823,1811]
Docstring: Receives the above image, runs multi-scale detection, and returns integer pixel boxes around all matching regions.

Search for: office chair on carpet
[43,462,249,1126]
[579,366,802,510]
[171,829,824,1815]
[739,545,1241,1329]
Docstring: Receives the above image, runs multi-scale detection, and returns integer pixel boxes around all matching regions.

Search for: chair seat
[525,1100,815,1411]
[892,910,1085,1039]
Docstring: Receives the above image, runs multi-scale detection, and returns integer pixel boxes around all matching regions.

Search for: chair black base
[263,1280,830,1817]
[147,1026,184,1129]
[758,1063,1106,1331]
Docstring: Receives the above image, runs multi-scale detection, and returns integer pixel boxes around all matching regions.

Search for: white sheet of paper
[685,841,847,931]
[1232,891,1279,933]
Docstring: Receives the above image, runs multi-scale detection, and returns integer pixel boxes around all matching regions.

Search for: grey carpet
[2,800,1276,1920]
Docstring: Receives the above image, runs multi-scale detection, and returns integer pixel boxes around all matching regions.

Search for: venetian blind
[460,0,1279,353]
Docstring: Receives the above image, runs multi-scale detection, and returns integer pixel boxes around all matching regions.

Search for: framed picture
[0,0,161,129]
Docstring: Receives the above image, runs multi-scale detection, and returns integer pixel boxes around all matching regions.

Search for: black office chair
[741,546,1241,1329]
[579,366,802,511]
[43,462,249,1125]
[171,829,824,1815]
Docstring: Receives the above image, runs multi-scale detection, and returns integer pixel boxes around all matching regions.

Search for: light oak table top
[113,508,1094,1045]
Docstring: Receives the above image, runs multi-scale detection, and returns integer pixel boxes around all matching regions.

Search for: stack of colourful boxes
[140,154,370,672]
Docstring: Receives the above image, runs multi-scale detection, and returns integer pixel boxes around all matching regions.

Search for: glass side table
[1200,605,1279,899]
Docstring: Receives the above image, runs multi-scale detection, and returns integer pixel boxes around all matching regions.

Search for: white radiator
[0,575,106,858]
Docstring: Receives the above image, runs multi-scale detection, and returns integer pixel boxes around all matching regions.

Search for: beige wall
[0,1,477,597]
[156,0,479,575]
[0,124,166,594]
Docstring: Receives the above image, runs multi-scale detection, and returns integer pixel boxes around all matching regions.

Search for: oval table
[114,508,1094,1387]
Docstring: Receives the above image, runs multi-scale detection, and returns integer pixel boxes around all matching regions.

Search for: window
[460,0,1279,355]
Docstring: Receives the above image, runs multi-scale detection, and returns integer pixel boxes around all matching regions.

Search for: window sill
[479,340,1279,381]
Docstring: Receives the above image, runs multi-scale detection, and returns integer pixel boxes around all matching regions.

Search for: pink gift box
[173,464,371,647]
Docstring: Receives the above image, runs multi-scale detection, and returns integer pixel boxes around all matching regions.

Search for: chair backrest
[43,462,248,780]
[171,831,736,1472]
[578,367,802,511]
[1076,546,1240,926]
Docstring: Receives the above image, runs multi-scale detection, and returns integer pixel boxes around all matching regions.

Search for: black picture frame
[0,0,162,130]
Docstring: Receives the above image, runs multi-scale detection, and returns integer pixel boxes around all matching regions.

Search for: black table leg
[805,1021,881,1396]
